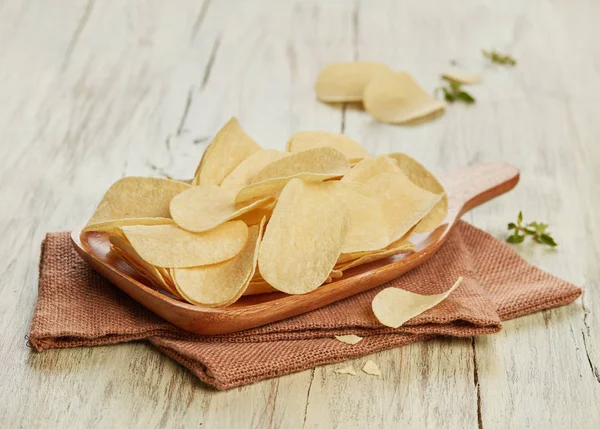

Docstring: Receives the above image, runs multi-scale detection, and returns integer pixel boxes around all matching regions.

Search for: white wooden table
[1,1,599,427]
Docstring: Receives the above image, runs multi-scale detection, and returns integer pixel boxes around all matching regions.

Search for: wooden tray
[71,162,519,335]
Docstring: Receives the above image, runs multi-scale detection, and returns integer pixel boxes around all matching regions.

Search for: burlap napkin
[28,221,581,390]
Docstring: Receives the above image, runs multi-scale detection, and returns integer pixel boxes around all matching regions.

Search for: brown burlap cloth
[28,221,581,390]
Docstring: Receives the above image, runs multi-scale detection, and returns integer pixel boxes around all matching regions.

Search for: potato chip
[372,277,463,328]
[192,117,262,186]
[328,181,390,253]
[83,217,175,233]
[335,334,363,345]
[315,62,391,102]
[252,147,350,184]
[363,71,445,124]
[172,220,264,307]
[362,360,382,376]
[334,366,357,376]
[441,70,482,85]
[341,155,400,184]
[286,131,370,163]
[366,170,443,243]
[235,206,274,226]
[220,149,290,189]
[120,221,248,268]
[235,148,350,204]
[84,177,190,231]
[336,229,416,265]
[244,280,278,296]
[388,153,447,232]
[330,269,343,279]
[170,184,274,232]
[258,179,349,294]
[335,240,415,271]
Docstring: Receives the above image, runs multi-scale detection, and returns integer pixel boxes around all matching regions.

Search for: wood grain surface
[0,0,598,428]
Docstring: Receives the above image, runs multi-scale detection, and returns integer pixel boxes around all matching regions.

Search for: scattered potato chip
[441,70,482,85]
[120,221,248,268]
[335,334,363,345]
[84,177,190,231]
[235,206,274,226]
[172,220,264,307]
[252,147,350,184]
[244,280,278,296]
[170,185,274,232]
[362,360,382,376]
[315,62,391,102]
[84,217,175,233]
[235,148,351,204]
[286,131,370,163]
[363,71,445,124]
[258,179,349,294]
[372,277,463,328]
[334,366,357,376]
[220,149,291,189]
[192,117,262,186]
[388,153,448,232]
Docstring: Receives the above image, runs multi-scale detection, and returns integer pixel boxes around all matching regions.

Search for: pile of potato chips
[315,61,480,124]
[84,117,448,311]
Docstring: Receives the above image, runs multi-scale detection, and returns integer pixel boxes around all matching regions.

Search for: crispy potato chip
[362,360,382,376]
[334,366,357,376]
[335,335,363,345]
[84,177,190,231]
[328,181,390,253]
[109,235,174,294]
[363,71,445,124]
[366,170,443,243]
[372,277,463,328]
[192,117,262,186]
[120,221,248,268]
[170,184,274,232]
[341,155,400,184]
[252,147,350,184]
[441,70,482,85]
[83,217,175,233]
[286,131,370,163]
[172,220,264,307]
[220,149,291,189]
[388,153,448,232]
[155,266,182,298]
[244,280,278,296]
[336,228,416,265]
[235,206,274,226]
[258,179,349,294]
[336,240,415,271]
[315,62,391,102]
[235,148,350,204]
[330,269,343,279]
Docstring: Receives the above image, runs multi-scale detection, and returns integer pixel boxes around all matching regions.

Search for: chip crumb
[362,360,382,377]
[334,334,363,345]
[334,366,357,376]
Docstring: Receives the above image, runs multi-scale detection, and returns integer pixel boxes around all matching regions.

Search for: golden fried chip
[235,148,350,204]
[388,153,447,232]
[441,70,482,85]
[335,239,415,271]
[363,71,445,124]
[362,360,382,376]
[286,131,370,163]
[120,221,248,268]
[84,217,175,233]
[192,117,261,186]
[235,206,274,226]
[334,335,363,345]
[258,179,349,294]
[170,184,274,232]
[372,277,463,328]
[244,280,278,296]
[84,177,190,231]
[172,220,264,307]
[220,149,291,189]
[315,62,391,102]
[341,155,400,184]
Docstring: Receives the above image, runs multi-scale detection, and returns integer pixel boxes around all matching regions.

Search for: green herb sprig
[483,50,517,66]
[435,81,475,104]
[507,211,557,247]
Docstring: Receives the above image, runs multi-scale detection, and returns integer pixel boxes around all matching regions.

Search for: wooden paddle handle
[441,162,520,217]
